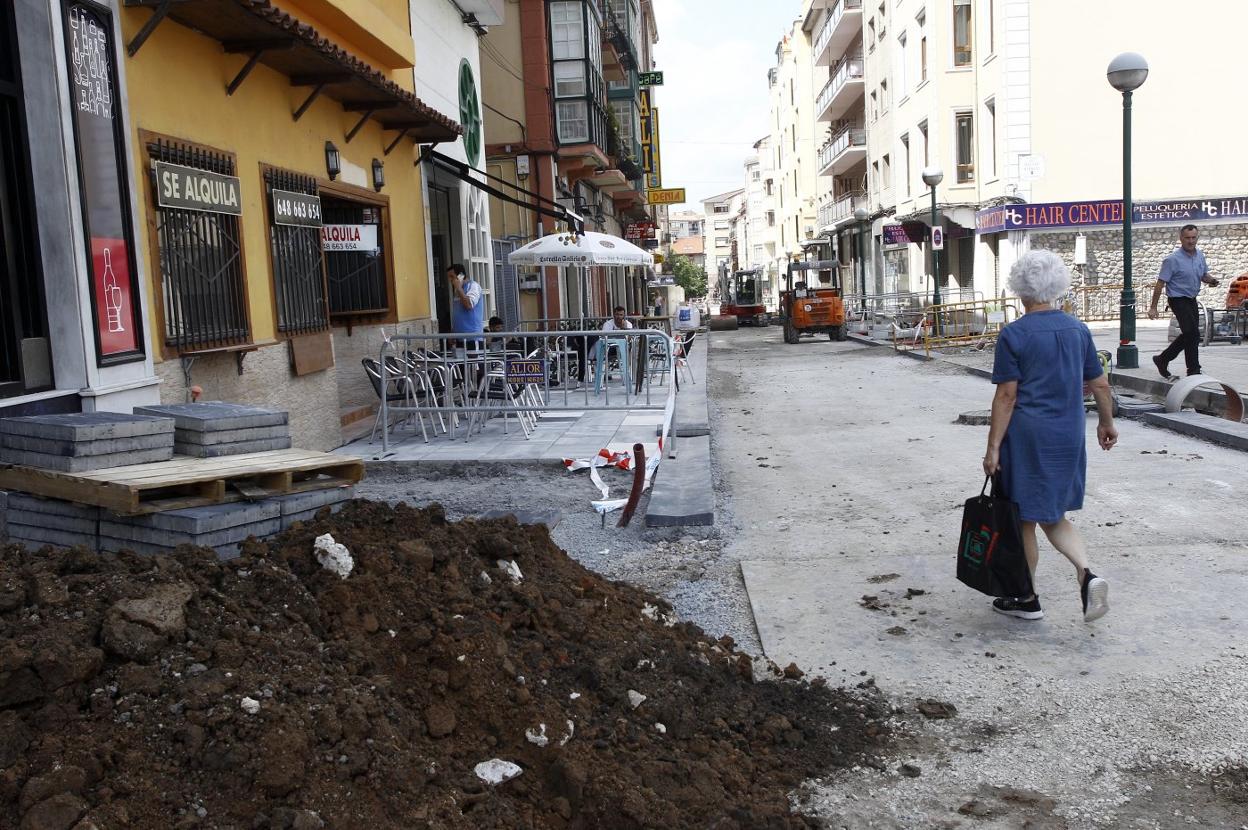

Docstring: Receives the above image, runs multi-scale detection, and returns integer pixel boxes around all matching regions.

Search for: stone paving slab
[0,412,174,441]
[6,524,98,552]
[5,512,98,534]
[271,487,355,516]
[644,434,714,527]
[134,402,288,432]
[477,508,563,529]
[98,536,244,560]
[103,500,280,534]
[98,517,281,548]
[673,339,710,437]
[6,492,101,519]
[1141,411,1248,451]
[174,436,293,458]
[0,445,174,473]
[1,432,174,457]
[174,424,290,446]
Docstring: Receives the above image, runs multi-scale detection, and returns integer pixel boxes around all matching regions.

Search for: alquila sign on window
[155,161,242,215]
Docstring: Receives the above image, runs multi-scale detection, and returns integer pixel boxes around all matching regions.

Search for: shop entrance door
[428,185,454,333]
[0,7,51,399]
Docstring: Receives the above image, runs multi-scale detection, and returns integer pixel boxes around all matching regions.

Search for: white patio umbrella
[508,231,654,327]
[508,230,655,267]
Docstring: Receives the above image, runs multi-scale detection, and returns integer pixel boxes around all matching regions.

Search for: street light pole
[853,206,869,306]
[1107,52,1148,370]
[921,166,944,315]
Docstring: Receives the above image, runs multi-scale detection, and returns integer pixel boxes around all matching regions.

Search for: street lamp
[921,166,944,308]
[853,206,869,308]
[1107,52,1148,370]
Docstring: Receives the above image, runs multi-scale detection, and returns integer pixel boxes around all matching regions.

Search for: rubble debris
[0,501,888,828]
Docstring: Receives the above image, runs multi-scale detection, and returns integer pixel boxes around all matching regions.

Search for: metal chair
[362,358,423,443]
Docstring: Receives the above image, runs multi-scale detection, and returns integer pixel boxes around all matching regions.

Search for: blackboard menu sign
[63,0,144,363]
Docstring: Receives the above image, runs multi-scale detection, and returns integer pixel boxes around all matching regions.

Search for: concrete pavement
[708,325,1248,826]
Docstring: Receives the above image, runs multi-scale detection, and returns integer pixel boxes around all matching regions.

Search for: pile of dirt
[0,500,888,829]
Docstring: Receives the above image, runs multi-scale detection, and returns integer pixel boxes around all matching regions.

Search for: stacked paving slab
[133,402,292,457]
[0,412,174,473]
[0,405,352,558]
[1,491,101,552]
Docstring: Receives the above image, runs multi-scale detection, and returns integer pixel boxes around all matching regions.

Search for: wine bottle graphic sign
[66,2,140,358]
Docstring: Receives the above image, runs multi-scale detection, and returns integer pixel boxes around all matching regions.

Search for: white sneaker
[1081,571,1109,622]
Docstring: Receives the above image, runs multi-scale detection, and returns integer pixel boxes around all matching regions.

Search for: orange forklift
[779,258,847,343]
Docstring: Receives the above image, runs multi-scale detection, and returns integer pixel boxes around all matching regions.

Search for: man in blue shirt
[448,263,484,347]
[1148,225,1220,378]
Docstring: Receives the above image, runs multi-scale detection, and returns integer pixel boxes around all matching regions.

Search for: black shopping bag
[956,476,1033,598]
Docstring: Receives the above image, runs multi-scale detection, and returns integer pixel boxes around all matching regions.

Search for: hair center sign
[321,224,378,252]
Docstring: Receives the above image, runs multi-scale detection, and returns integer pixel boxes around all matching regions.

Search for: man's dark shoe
[1152,355,1176,381]
[1081,571,1109,622]
[992,596,1044,620]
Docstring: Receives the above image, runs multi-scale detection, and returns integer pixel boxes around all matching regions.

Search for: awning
[423,149,581,231]
[125,0,461,144]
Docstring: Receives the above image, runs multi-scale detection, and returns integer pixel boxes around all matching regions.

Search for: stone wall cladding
[1029,222,1247,308]
[330,319,437,415]
[153,320,438,451]
[156,342,341,452]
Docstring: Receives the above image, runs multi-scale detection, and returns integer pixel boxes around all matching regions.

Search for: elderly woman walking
[983,250,1118,622]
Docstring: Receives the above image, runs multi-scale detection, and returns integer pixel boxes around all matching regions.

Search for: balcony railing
[818,127,866,173]
[816,56,864,120]
[818,190,866,228]
[814,0,864,65]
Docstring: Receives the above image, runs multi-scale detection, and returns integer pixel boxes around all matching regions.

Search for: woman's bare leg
[1038,517,1089,581]
[1020,521,1040,599]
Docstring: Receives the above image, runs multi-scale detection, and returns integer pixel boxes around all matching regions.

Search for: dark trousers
[1157,295,1202,375]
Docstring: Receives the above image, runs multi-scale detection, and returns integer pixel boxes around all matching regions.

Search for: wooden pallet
[0,448,364,515]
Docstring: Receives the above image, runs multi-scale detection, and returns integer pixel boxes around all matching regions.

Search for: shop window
[263,167,328,335]
[322,195,389,316]
[0,5,52,397]
[144,136,249,354]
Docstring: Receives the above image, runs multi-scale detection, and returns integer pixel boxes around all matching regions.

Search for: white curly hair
[1008,249,1071,305]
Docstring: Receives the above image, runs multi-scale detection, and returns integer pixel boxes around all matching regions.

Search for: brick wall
[1029,222,1248,307]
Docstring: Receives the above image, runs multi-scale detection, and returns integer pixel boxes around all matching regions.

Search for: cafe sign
[155,161,242,215]
[321,223,378,252]
[272,189,323,227]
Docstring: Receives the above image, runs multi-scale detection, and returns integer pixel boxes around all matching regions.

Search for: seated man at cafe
[486,316,524,353]
[601,305,634,332]
[596,306,633,381]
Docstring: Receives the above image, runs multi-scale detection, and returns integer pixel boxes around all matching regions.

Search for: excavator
[718,268,769,327]
[778,258,847,343]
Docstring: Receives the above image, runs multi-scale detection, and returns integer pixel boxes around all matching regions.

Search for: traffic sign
[639,71,664,87]
[646,188,685,205]
[931,226,945,250]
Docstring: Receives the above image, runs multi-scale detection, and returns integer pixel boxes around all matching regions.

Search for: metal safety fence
[374,330,679,455]
[842,289,985,341]
[910,298,1023,356]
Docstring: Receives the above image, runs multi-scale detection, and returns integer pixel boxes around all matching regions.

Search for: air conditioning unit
[518,274,541,291]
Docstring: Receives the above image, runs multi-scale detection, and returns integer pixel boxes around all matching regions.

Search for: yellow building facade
[118,0,459,449]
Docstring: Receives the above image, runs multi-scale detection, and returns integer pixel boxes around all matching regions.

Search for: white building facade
[413,0,502,331]
[825,0,1248,306]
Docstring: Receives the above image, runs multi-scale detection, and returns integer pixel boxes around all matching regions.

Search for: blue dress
[991,310,1104,523]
